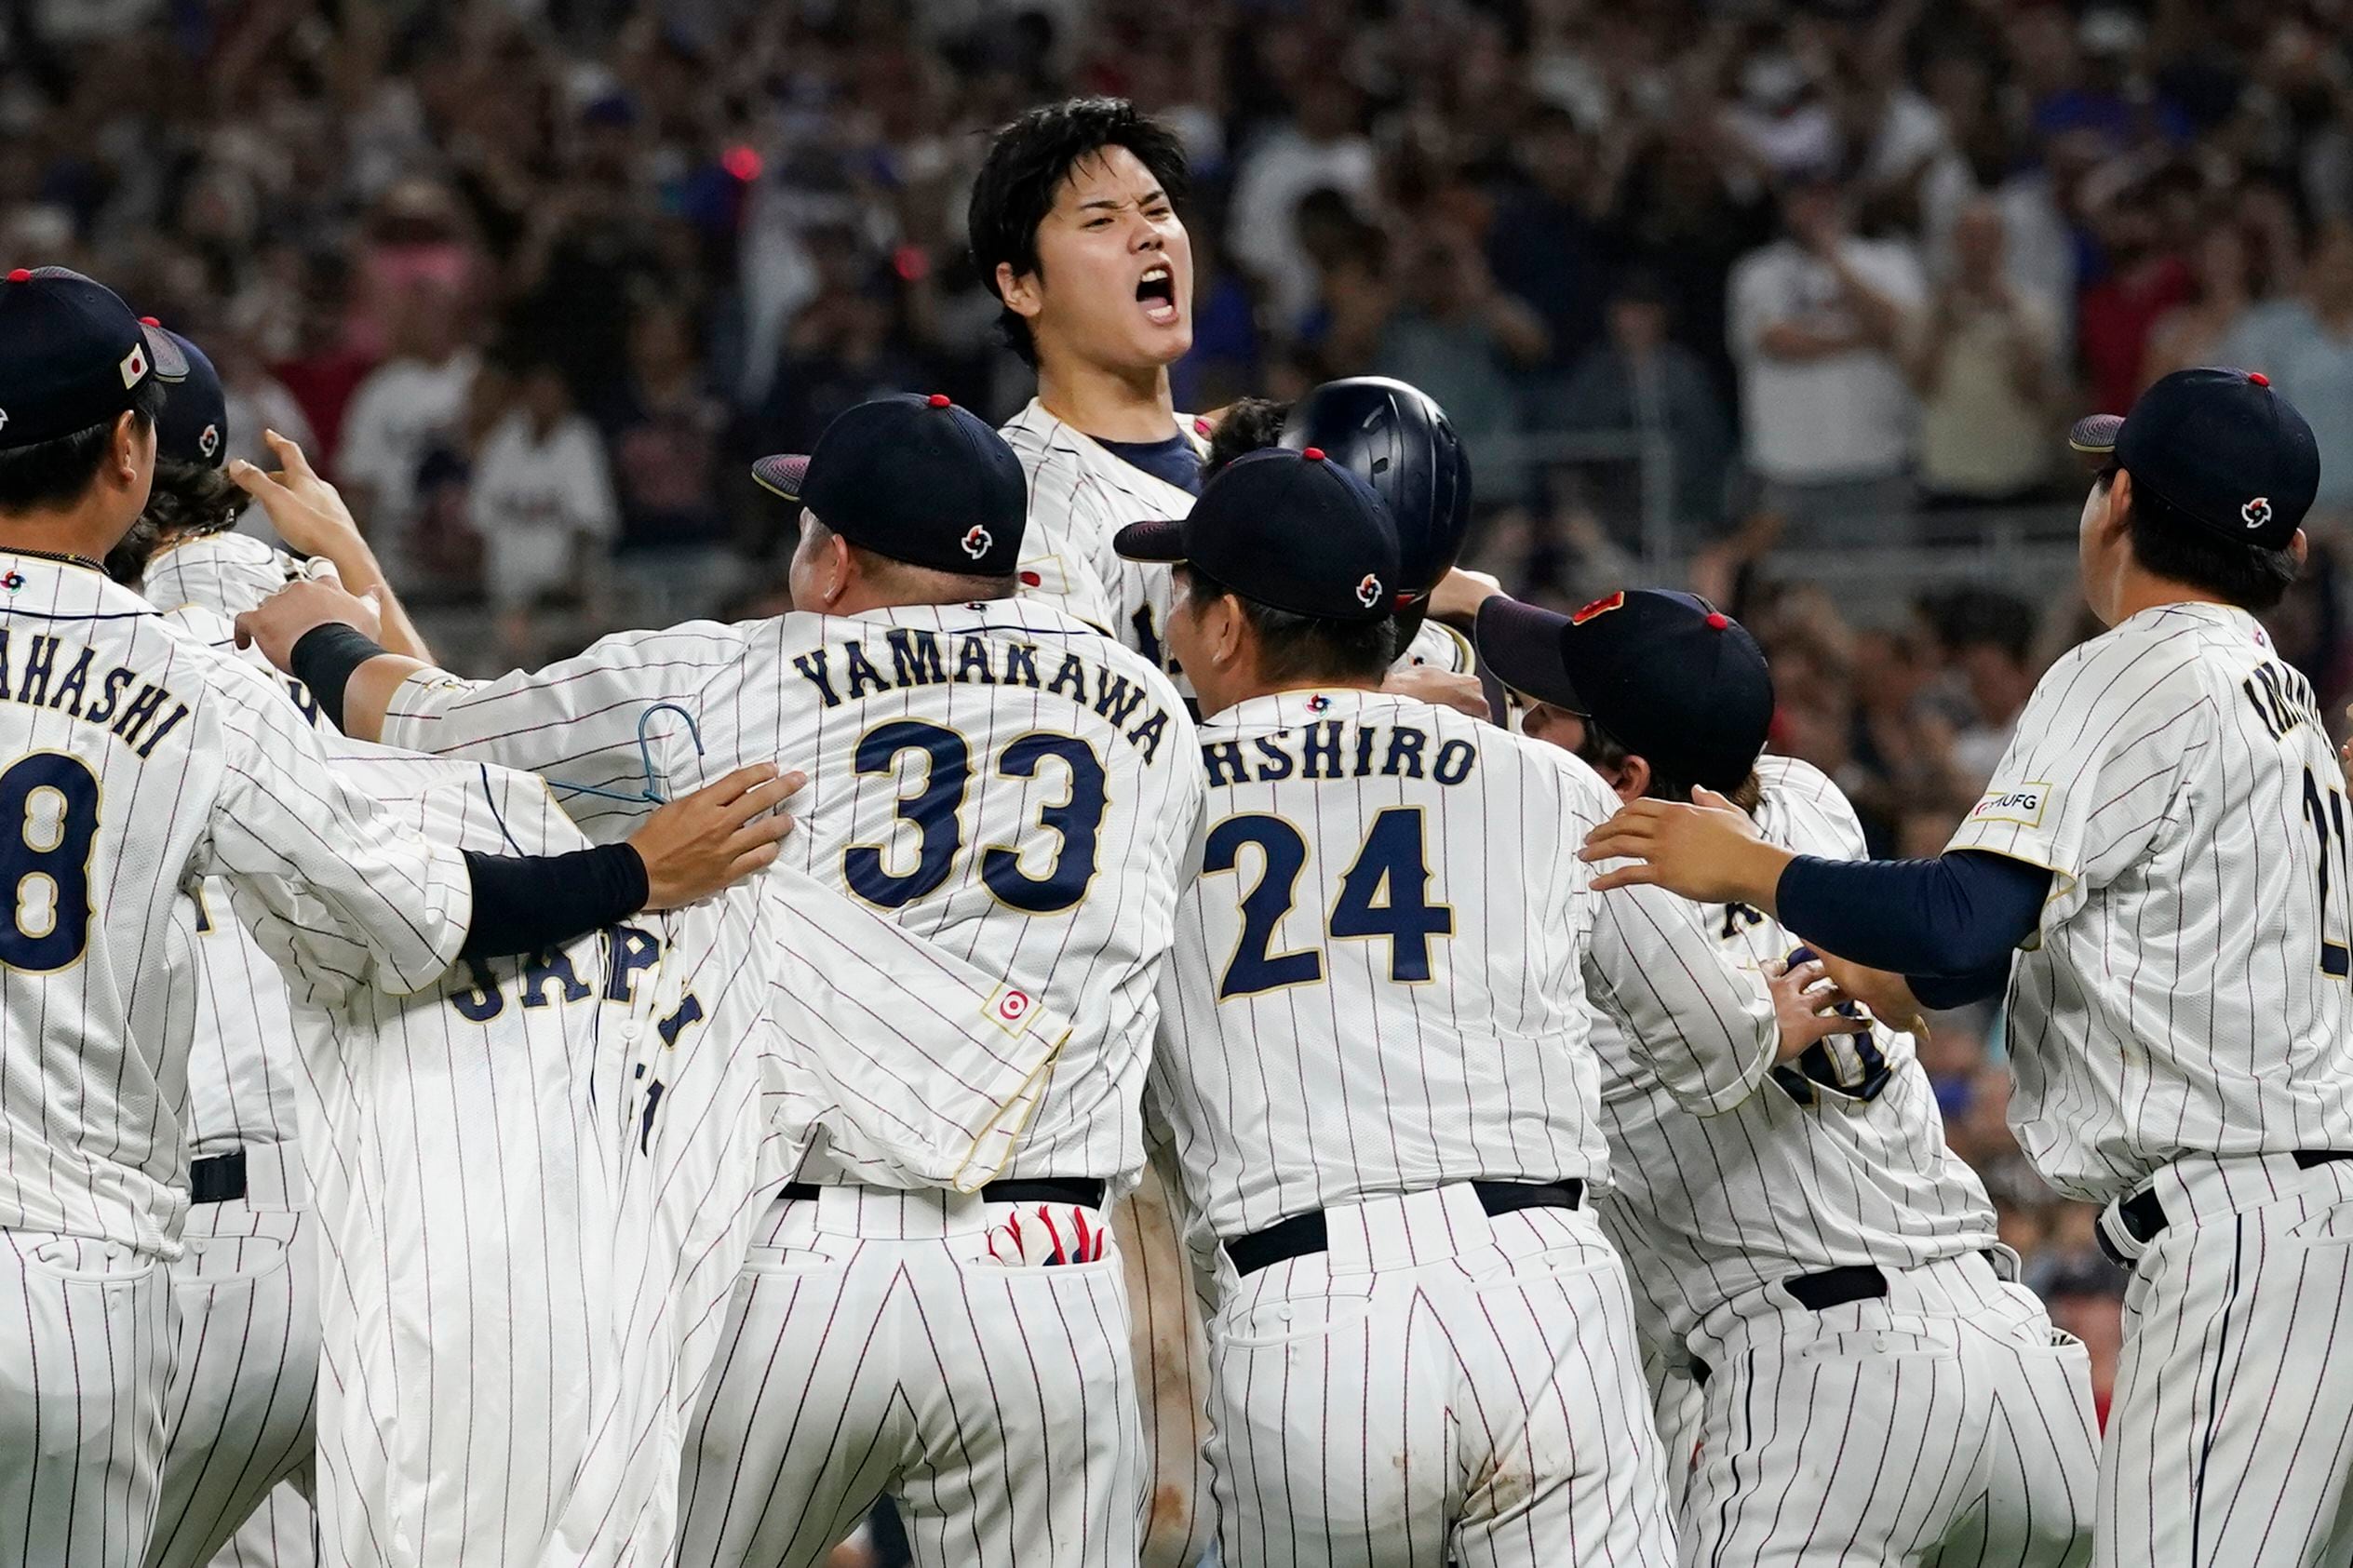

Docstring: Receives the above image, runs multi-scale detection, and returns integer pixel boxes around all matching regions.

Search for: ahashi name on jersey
[1201,717,1479,788]
[0,628,192,759]
[790,625,1175,761]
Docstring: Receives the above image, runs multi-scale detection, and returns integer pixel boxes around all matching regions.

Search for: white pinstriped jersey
[148,533,337,1161]
[1589,755,1998,1351]
[379,599,1203,1189]
[0,554,468,1255]
[1398,618,1475,675]
[1150,688,1780,1240]
[274,743,1069,1566]
[1948,600,2353,1204]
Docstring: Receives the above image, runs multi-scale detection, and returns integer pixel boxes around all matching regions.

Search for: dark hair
[1199,397,1291,483]
[966,97,1191,365]
[1932,587,2038,664]
[1174,563,1396,685]
[105,458,249,583]
[1579,713,1764,814]
[0,378,168,514]
[2111,467,2301,611]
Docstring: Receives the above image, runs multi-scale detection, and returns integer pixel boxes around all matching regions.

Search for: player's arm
[199,663,795,991]
[229,430,434,660]
[236,578,742,819]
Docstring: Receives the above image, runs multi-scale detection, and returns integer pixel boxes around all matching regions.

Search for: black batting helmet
[1278,377,1472,604]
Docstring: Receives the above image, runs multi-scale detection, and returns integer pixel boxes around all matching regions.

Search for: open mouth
[1135,265,1178,323]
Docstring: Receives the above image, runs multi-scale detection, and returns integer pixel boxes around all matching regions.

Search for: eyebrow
[1074,188,1168,214]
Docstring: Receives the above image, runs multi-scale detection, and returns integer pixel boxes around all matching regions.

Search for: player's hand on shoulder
[1765,958,1868,1064]
[1382,663,1490,720]
[229,430,366,558]
[235,577,384,670]
[628,763,805,909]
[1582,786,1792,905]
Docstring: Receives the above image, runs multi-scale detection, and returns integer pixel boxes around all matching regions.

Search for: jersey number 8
[846,720,1108,914]
[0,754,101,972]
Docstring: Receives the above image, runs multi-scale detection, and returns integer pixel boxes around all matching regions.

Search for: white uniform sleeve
[380,623,751,827]
[1392,619,1476,677]
[197,660,471,997]
[1017,449,1120,636]
[1556,764,1777,1113]
[1944,637,2211,927]
[760,865,1072,1190]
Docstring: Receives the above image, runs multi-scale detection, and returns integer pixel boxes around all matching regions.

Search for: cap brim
[1473,596,1584,711]
[1111,518,1189,564]
[2067,413,2123,455]
[750,453,810,503]
[141,324,190,383]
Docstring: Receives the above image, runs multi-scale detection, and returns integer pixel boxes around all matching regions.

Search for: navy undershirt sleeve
[458,845,649,961]
[1908,958,2017,1012]
[1772,850,2052,978]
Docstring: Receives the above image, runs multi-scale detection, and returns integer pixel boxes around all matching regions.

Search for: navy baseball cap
[145,325,228,469]
[1477,589,1775,793]
[0,268,187,450]
[1278,377,1472,601]
[1113,446,1402,623]
[2067,367,2319,551]
[751,394,1026,575]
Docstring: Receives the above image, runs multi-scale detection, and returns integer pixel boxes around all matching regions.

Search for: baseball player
[0,265,788,1568]
[235,393,1203,1568]
[268,736,1071,1568]
[1112,448,1859,1567]
[1481,587,2098,1563]
[101,328,351,1568]
[1585,367,2353,1568]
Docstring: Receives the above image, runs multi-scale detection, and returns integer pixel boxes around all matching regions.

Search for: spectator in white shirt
[469,355,619,666]
[335,279,480,591]
[1226,77,1378,327]
[1728,172,1926,543]
[1906,200,2061,506]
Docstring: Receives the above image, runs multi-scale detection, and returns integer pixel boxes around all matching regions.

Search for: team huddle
[2,94,2351,1568]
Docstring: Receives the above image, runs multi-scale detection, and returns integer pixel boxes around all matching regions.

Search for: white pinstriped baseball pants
[676,1185,1144,1568]
[1678,1252,2097,1566]
[147,1146,316,1568]
[1202,1183,1674,1568]
[2096,1152,2353,1568]
[0,1229,174,1568]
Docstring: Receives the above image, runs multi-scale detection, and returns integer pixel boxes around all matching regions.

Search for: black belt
[1224,1180,1585,1279]
[778,1178,1105,1209]
[2096,1149,2353,1266]
[1691,1249,2011,1386]
[189,1151,247,1205]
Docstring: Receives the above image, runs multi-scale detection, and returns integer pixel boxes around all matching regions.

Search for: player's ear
[112,408,151,486]
[1616,753,1651,805]
[2291,528,2310,570]
[996,261,1042,322]
[2103,465,2135,541]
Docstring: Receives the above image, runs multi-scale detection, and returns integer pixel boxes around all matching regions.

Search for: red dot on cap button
[2250,371,2271,386]
[1705,611,1730,630]
[1301,447,1325,462]
[139,315,159,327]
[927,394,951,408]
[5,270,29,284]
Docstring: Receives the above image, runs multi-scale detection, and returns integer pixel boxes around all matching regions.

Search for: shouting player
[1585,368,2353,1568]
[1481,587,2097,1563]
[0,266,789,1567]
[235,393,1203,1568]
[1115,448,1857,1566]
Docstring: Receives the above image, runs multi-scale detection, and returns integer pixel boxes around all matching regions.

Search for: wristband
[287,622,389,731]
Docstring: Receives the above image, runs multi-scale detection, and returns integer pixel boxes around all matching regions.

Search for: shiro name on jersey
[787,625,1176,761]
[1201,718,1479,787]
[0,628,192,758]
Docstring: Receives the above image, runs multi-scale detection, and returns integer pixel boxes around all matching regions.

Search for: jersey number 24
[1203,809,1454,998]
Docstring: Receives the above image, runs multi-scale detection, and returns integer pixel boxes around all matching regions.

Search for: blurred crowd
[13,0,2353,1429]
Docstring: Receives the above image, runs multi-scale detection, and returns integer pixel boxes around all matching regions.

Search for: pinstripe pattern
[142,537,331,1568]
[1589,756,2000,1355]
[2093,1153,2353,1567]
[144,1192,315,1568]
[1202,1186,1673,1567]
[1946,602,2353,1206]
[0,1229,174,1568]
[201,1482,313,1568]
[0,555,469,1260]
[1677,1253,2096,1565]
[375,610,1191,1565]
[676,1186,1144,1568]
